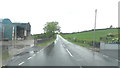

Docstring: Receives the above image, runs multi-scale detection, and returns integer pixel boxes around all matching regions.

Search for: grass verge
[61,28,118,42]
[2,52,11,60]
[61,28,119,48]
[37,38,55,46]
[64,38,91,47]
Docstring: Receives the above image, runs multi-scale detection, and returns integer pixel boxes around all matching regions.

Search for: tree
[110,25,113,28]
[43,21,60,38]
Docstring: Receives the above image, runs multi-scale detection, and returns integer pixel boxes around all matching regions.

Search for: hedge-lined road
[7,35,118,66]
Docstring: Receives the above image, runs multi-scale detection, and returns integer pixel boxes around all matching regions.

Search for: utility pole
[93,9,97,56]
[94,9,97,47]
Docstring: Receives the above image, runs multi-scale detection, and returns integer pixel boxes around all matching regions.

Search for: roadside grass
[2,52,11,60]
[62,28,118,42]
[64,38,91,47]
[37,39,55,46]
[61,28,119,48]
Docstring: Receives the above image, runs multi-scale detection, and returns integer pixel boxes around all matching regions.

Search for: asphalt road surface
[6,35,118,66]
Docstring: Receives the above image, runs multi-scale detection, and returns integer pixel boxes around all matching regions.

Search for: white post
[12,26,14,40]
[2,24,4,40]
[14,26,17,40]
[24,30,27,36]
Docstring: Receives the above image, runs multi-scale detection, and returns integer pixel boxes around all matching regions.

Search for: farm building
[12,22,31,40]
[0,22,2,40]
[0,18,13,40]
[0,18,31,40]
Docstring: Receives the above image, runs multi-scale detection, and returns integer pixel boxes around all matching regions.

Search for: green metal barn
[0,18,31,40]
[0,18,12,40]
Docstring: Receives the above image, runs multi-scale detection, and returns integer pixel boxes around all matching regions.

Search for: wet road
[7,35,118,66]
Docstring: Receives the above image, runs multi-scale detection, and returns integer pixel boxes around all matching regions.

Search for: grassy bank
[2,52,11,60]
[37,39,55,46]
[61,28,119,48]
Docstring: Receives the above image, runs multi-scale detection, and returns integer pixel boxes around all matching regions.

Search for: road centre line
[27,49,44,62]
[116,59,118,61]
[18,62,25,66]
[19,48,43,66]
[37,51,39,53]
[118,60,120,62]
[40,48,44,52]
[66,49,73,57]
[27,57,32,60]
[32,54,36,57]
[2,65,5,66]
[103,55,109,58]
[115,59,120,62]
[28,49,43,60]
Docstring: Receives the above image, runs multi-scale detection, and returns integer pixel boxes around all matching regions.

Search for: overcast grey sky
[0,0,119,34]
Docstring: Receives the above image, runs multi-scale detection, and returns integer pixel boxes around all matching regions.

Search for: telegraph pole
[94,9,97,47]
[93,9,97,56]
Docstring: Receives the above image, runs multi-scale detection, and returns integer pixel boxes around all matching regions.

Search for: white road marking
[2,65,5,66]
[118,60,120,62]
[40,49,44,52]
[29,51,34,54]
[115,59,120,62]
[18,62,24,66]
[30,44,34,47]
[66,49,73,57]
[103,55,109,58]
[116,59,118,61]
[32,54,36,57]
[37,51,39,53]
[27,57,32,60]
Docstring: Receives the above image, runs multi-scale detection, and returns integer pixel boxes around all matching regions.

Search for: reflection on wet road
[6,35,118,66]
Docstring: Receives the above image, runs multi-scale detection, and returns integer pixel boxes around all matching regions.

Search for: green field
[61,28,119,47]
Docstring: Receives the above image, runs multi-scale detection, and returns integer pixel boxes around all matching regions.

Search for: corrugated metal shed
[0,18,31,40]
[12,22,31,30]
[0,18,12,40]
[13,22,31,39]
[0,22,2,40]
